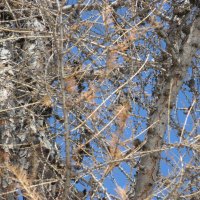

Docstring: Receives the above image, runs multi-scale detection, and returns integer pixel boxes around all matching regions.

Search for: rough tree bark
[0,2,61,199]
[1,1,199,200]
[132,7,200,200]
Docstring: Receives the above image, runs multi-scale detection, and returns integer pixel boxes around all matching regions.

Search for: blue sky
[18,1,200,199]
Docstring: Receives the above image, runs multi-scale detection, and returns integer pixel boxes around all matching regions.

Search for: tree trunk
[0,3,61,199]
[132,15,200,200]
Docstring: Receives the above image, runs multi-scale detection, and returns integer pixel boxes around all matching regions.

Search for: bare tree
[0,1,199,200]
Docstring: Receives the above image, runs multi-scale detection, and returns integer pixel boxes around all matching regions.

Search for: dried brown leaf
[81,84,96,103]
[6,164,44,200]
[115,102,131,131]
[117,42,129,52]
[102,4,113,27]
[104,136,123,176]
[116,185,128,200]
[107,50,117,71]
[64,76,77,93]
[41,95,52,107]
[128,28,137,41]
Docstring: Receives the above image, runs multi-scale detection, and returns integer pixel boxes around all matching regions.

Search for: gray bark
[0,3,61,200]
[132,13,200,200]
[1,1,199,199]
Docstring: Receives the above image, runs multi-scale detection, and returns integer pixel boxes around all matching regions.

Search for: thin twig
[57,1,71,199]
[72,55,149,131]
